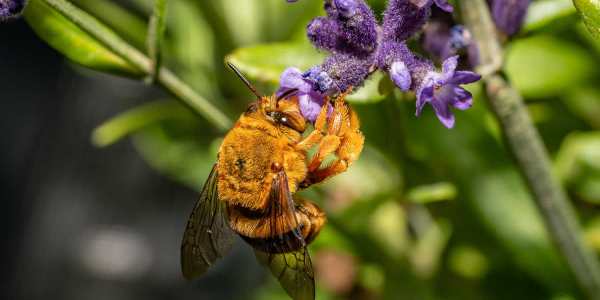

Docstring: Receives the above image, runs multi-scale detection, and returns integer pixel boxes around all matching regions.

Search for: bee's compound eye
[280,117,288,123]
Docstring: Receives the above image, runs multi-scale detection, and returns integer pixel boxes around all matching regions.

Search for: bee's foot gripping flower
[0,0,27,21]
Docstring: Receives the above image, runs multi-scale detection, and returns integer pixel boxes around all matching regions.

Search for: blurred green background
[2,0,600,299]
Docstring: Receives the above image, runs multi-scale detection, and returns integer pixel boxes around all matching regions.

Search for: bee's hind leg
[294,197,326,244]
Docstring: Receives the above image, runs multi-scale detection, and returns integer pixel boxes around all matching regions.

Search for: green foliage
[24,0,142,77]
[573,0,600,38]
[225,41,325,84]
[504,35,596,98]
[556,132,600,203]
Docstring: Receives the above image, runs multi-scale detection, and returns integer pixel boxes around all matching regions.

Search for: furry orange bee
[181,63,364,300]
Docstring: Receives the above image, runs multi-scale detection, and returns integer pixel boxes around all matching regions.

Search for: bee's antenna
[276,88,299,101]
[227,62,261,99]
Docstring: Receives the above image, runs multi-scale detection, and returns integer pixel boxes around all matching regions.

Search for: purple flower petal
[440,55,458,80]
[434,0,453,12]
[448,71,481,85]
[390,61,412,91]
[298,94,322,122]
[277,67,312,95]
[450,87,473,110]
[431,97,455,128]
[416,78,435,116]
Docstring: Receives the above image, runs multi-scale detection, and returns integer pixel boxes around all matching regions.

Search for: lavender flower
[322,53,373,92]
[310,0,378,56]
[377,42,480,128]
[415,56,481,128]
[383,0,453,42]
[284,0,481,128]
[277,67,331,123]
[489,0,531,36]
[0,0,27,21]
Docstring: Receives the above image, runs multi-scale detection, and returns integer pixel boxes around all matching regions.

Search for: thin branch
[460,0,600,298]
[43,0,232,131]
[147,0,167,83]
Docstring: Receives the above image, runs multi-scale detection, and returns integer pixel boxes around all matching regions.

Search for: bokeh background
[2,0,600,299]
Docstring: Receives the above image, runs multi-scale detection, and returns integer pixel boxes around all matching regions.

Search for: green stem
[147,0,167,82]
[42,0,232,131]
[460,0,600,298]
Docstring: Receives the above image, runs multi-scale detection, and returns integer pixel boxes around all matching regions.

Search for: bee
[181,63,364,300]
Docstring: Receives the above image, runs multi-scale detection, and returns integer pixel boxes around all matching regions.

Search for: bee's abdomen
[227,199,326,253]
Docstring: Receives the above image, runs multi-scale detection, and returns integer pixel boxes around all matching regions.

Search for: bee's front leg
[294,98,330,152]
[300,95,364,188]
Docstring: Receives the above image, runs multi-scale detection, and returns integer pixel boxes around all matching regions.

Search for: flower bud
[490,0,530,36]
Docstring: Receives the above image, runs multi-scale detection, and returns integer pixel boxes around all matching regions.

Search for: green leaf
[563,86,600,128]
[573,0,600,38]
[226,41,325,84]
[24,0,142,77]
[70,0,148,49]
[92,100,193,147]
[524,0,577,32]
[406,182,457,204]
[132,122,219,190]
[448,245,489,279]
[504,35,596,98]
[555,132,600,204]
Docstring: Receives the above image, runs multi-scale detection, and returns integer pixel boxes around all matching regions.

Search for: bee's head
[227,62,306,133]
[264,95,306,133]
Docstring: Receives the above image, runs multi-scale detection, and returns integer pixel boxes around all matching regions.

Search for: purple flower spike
[490,0,531,36]
[307,17,343,53]
[383,0,455,42]
[322,53,374,92]
[277,67,330,123]
[0,0,27,21]
[317,0,377,55]
[415,56,481,128]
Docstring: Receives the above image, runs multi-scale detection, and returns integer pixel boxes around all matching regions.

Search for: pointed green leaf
[24,0,142,77]
[226,41,325,84]
[92,100,192,148]
[573,0,600,38]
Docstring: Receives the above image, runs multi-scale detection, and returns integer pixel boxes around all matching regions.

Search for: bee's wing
[181,164,234,279]
[255,171,315,300]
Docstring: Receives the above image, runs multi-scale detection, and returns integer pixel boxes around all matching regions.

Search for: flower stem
[147,0,167,83]
[460,0,600,297]
[42,0,232,131]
